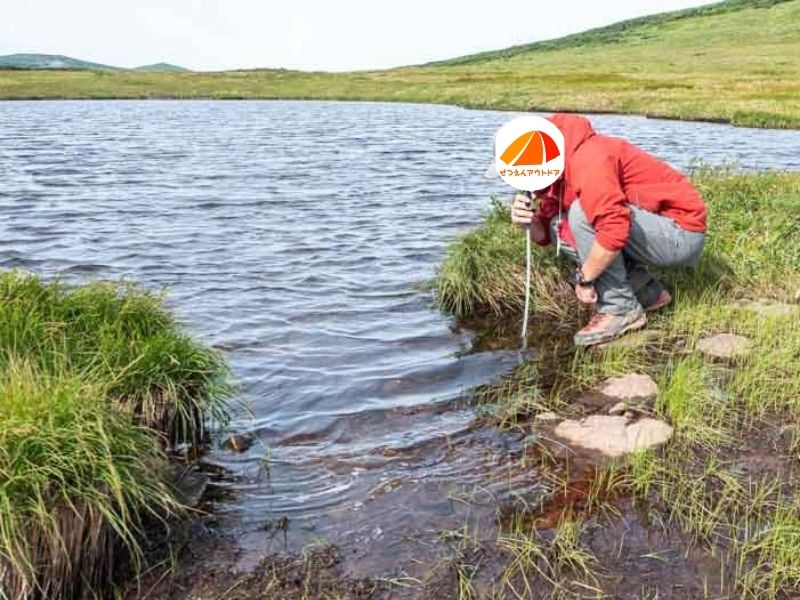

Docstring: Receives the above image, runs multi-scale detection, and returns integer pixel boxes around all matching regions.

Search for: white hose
[521,227,532,351]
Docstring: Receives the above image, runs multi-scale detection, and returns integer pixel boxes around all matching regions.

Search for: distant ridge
[0,53,190,72]
[0,53,120,71]
[133,63,191,73]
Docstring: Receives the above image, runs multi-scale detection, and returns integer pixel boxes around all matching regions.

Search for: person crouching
[511,114,707,346]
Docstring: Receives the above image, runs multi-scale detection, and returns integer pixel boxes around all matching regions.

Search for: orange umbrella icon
[500,130,561,166]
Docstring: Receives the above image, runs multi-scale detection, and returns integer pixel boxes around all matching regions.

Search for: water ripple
[2,100,799,558]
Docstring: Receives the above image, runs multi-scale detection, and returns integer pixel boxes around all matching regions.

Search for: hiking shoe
[574,308,647,347]
[645,290,672,312]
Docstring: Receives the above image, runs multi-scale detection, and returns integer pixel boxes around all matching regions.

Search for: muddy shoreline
[132,313,763,599]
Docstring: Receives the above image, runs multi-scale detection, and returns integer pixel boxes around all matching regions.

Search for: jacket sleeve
[576,155,630,251]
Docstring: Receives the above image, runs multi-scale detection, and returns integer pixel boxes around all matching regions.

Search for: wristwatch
[576,267,595,288]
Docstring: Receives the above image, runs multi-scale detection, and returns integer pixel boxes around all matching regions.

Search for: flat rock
[735,300,797,319]
[575,373,658,415]
[697,334,752,360]
[598,373,659,403]
[553,415,673,458]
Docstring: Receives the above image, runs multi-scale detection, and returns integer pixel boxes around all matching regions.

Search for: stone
[552,415,673,458]
[697,334,752,360]
[598,374,659,403]
[535,411,560,422]
[223,433,255,452]
[735,300,797,319]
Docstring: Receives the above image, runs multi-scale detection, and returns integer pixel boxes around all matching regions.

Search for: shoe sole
[574,314,648,347]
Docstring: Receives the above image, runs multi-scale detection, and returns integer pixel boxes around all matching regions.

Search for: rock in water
[553,415,673,458]
[223,433,255,452]
[697,334,752,360]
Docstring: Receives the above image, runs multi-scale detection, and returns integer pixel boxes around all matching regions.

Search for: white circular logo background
[493,116,565,192]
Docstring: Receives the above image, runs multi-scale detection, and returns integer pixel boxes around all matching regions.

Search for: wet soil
[131,481,730,600]
[131,321,794,599]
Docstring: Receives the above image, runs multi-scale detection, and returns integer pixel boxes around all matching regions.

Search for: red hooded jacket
[534,114,707,251]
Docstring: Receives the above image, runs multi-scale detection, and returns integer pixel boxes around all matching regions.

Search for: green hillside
[1,0,798,128]
[0,53,120,71]
[428,0,789,65]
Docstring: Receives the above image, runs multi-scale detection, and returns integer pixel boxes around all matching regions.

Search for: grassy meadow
[1,0,799,128]
[0,273,233,599]
[433,169,800,597]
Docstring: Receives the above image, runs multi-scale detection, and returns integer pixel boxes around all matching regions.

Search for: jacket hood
[537,114,595,203]
[547,113,595,164]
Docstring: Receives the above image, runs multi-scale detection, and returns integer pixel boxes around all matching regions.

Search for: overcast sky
[2,0,716,72]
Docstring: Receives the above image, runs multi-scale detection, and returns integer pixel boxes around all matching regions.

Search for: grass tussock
[0,360,178,600]
[0,272,233,599]
[0,272,233,444]
[436,169,800,597]
[435,198,573,322]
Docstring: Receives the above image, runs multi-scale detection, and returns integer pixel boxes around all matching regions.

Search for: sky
[1,0,716,72]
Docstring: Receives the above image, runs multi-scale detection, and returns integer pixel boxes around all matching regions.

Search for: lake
[2,100,799,569]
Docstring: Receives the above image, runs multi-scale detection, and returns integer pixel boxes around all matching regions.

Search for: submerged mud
[135,327,739,599]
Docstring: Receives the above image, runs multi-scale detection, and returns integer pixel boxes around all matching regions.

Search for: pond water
[2,100,799,570]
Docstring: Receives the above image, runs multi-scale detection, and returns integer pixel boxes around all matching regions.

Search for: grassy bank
[0,272,233,599]
[1,0,799,129]
[434,169,800,597]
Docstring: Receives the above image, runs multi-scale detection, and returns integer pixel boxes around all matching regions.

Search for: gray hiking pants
[551,200,706,315]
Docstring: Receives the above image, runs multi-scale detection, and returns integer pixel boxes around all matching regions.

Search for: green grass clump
[690,167,800,293]
[0,272,233,444]
[497,516,600,598]
[0,271,234,598]
[435,198,571,321]
[0,360,178,600]
[436,169,800,323]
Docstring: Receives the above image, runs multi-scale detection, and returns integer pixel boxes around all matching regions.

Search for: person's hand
[512,194,549,244]
[575,284,598,304]
[511,194,537,229]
